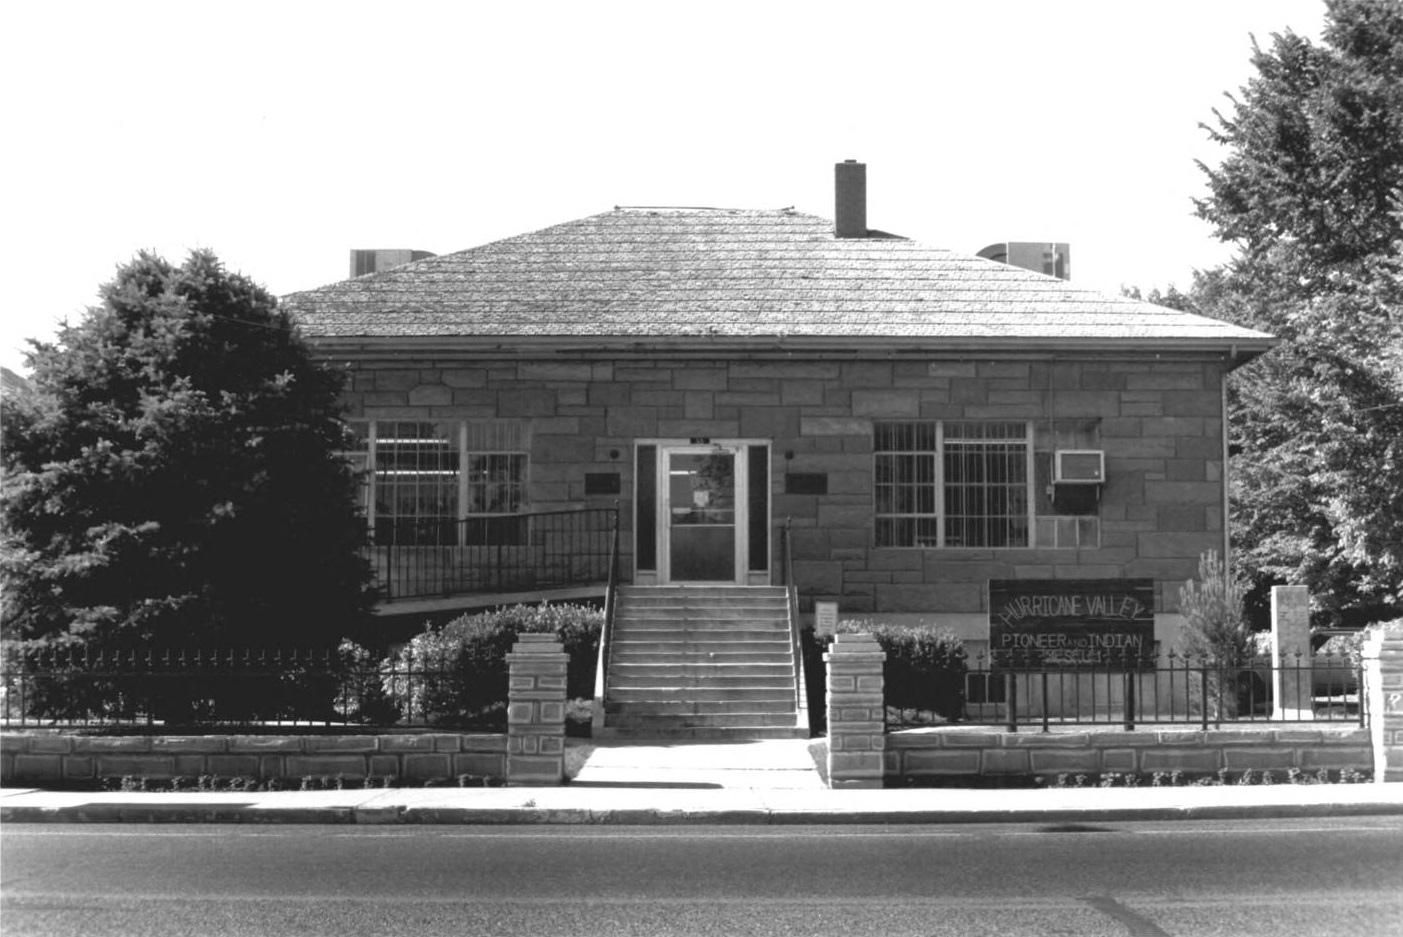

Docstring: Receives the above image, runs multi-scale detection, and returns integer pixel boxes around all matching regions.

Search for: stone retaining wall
[886,727,1372,782]
[0,733,507,786]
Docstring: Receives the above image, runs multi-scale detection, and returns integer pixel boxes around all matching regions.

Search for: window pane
[371,421,458,546]
[942,429,1028,548]
[874,421,1028,549]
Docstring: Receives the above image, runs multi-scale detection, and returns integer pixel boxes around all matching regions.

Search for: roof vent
[834,160,867,239]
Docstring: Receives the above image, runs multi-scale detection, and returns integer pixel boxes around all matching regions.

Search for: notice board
[988,578,1155,669]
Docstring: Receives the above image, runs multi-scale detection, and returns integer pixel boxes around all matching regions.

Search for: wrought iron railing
[889,650,1366,731]
[0,646,510,730]
[591,507,622,732]
[370,506,618,601]
[779,518,808,727]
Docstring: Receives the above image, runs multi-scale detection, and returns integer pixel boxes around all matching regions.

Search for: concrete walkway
[571,738,826,790]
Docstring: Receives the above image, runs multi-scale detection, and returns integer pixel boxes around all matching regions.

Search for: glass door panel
[667,451,736,582]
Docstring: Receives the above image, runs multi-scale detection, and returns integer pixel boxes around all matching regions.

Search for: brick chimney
[834,160,867,238]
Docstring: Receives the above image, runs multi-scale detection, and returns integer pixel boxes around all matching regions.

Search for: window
[875,421,1031,548]
[464,452,526,544]
[348,420,527,546]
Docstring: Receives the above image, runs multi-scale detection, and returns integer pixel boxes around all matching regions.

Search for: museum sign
[988,578,1155,669]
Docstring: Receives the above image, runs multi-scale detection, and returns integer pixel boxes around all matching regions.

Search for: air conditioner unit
[1054,450,1105,484]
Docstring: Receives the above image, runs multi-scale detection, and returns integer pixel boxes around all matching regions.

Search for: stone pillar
[825,632,886,789]
[1365,621,1403,783]
[1271,585,1313,720]
[505,633,567,786]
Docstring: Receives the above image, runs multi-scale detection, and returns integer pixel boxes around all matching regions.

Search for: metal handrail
[592,503,622,734]
[781,517,809,732]
[372,506,617,602]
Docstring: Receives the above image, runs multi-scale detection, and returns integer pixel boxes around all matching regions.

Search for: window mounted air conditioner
[1054,450,1105,484]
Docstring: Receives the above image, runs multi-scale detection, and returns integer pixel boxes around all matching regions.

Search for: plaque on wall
[584,472,622,495]
[988,578,1154,669]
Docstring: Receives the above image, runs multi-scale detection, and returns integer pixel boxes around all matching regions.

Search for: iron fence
[371,506,618,602]
[0,646,511,730]
[889,651,1366,731]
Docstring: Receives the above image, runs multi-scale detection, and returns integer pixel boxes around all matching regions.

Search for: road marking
[1084,894,1170,936]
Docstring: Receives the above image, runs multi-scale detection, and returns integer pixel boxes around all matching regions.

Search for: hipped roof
[284,208,1274,359]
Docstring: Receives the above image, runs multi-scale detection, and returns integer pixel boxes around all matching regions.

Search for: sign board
[988,579,1154,669]
[814,602,838,638]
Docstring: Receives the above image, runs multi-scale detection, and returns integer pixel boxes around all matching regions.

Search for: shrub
[379,603,602,727]
[834,619,968,721]
[333,639,401,725]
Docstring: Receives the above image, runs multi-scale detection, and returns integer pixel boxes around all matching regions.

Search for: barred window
[875,421,1031,548]
[347,420,527,546]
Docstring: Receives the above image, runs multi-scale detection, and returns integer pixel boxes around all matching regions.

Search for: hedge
[363,603,602,728]
[833,619,968,721]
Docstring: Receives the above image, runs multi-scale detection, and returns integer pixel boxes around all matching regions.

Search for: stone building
[284,162,1274,734]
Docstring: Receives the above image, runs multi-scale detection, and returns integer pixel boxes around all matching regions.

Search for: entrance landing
[571,738,825,790]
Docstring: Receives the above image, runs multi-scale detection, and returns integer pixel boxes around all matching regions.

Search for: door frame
[634,438,771,586]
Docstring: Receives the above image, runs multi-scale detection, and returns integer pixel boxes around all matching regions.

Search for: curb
[6,800,1403,825]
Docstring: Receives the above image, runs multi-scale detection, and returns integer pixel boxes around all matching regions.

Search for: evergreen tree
[0,251,375,654]
[1178,550,1252,719]
[1192,0,1403,625]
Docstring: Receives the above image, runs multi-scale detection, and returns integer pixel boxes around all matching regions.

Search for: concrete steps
[599,585,807,740]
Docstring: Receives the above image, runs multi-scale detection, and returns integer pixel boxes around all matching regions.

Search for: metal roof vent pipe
[834,160,867,238]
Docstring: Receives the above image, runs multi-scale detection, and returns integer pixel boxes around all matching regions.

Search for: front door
[634,441,770,585]
[667,448,738,582]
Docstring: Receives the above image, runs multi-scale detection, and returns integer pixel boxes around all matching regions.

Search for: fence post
[1123,658,1137,731]
[824,633,886,789]
[1366,621,1403,783]
[1200,666,1210,732]
[1040,671,1050,734]
[1271,585,1314,720]
[505,633,568,786]
[1005,668,1019,733]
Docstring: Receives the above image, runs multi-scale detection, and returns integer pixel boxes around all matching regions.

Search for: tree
[1178,550,1252,719]
[0,251,375,661]
[1179,551,1252,664]
[1191,0,1403,626]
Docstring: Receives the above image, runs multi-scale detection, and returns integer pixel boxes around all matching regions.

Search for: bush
[378,603,601,727]
[833,619,968,721]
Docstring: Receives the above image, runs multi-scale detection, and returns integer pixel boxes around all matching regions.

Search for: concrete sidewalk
[5,738,1401,825]
[5,781,1403,825]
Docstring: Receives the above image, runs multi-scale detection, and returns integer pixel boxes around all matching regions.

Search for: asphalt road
[3,818,1401,936]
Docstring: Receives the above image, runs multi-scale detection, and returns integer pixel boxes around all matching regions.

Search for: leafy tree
[0,251,375,664]
[1191,0,1403,626]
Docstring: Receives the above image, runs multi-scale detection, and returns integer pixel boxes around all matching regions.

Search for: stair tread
[602,585,803,735]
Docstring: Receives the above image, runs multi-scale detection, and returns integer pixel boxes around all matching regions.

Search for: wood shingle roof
[284,208,1273,355]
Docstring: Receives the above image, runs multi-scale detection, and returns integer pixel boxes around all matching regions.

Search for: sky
[1,0,1329,375]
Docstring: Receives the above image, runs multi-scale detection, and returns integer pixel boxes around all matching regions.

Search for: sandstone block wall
[0,734,507,786]
[339,353,1230,624]
[885,727,1372,782]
